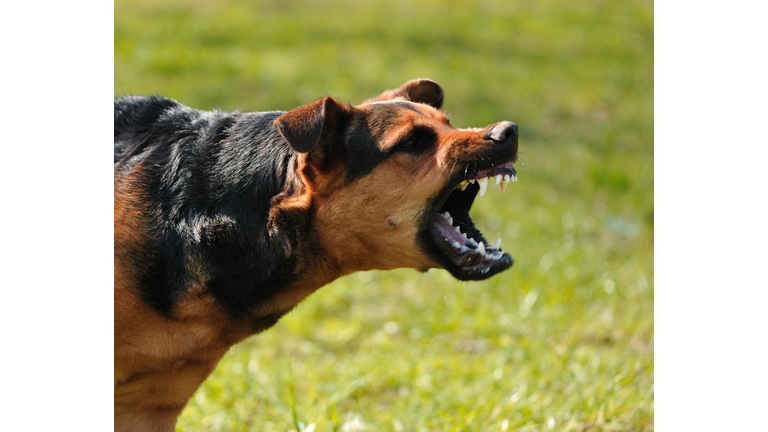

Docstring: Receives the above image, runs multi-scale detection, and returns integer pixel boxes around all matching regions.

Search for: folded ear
[274,96,348,153]
[363,78,444,109]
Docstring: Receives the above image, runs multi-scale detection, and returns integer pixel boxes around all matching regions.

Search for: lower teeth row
[439,211,501,256]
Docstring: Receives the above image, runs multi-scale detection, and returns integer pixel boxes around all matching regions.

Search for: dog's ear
[364,78,444,109]
[274,96,348,153]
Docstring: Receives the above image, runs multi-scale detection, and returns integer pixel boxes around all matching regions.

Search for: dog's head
[274,79,519,281]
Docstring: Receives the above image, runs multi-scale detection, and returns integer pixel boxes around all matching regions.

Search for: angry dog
[114,79,519,431]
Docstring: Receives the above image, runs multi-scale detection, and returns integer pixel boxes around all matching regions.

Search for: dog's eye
[395,127,436,153]
[395,137,420,151]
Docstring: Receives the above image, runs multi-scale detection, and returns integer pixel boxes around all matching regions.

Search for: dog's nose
[485,121,518,143]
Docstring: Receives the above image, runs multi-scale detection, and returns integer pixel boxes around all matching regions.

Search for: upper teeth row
[456,173,518,196]
[440,211,502,256]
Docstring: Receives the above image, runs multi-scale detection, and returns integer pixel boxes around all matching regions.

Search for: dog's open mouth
[429,162,517,280]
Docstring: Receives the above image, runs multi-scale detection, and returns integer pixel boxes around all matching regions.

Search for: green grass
[115,0,653,430]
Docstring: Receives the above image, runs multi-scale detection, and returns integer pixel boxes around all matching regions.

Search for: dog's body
[114,79,519,431]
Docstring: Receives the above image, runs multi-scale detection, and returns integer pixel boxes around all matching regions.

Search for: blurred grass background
[115,0,653,430]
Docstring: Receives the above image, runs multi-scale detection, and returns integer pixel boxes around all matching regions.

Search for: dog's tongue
[435,215,469,246]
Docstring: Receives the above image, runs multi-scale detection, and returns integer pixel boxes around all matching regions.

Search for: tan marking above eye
[355,102,454,153]
[379,123,415,151]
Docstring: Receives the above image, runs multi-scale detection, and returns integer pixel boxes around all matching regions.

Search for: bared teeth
[477,177,489,196]
[439,166,518,263]
[454,171,516,195]
[491,238,501,249]
[498,173,517,191]
[453,171,516,193]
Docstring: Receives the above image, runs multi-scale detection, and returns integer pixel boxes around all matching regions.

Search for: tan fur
[306,104,491,276]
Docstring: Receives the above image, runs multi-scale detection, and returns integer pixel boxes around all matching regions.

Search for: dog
[114,79,519,431]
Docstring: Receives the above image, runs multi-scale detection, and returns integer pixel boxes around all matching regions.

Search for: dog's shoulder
[114,97,304,318]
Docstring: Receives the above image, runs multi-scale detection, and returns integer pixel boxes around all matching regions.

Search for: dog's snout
[486,121,518,143]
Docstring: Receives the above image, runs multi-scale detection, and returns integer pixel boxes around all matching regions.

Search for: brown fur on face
[288,96,513,276]
[114,79,519,431]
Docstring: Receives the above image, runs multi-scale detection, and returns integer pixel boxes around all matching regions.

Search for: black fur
[115,96,301,318]
[344,114,389,183]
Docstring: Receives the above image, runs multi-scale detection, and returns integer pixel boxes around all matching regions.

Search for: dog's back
[115,96,183,163]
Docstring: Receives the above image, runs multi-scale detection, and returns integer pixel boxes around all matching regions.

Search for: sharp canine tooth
[447,216,453,225]
[500,180,507,191]
[442,211,450,219]
[455,226,461,233]
[477,177,488,196]
[495,174,502,185]
[491,238,501,249]
[477,242,486,255]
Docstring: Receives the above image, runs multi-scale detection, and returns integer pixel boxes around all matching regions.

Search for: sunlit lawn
[115,0,653,430]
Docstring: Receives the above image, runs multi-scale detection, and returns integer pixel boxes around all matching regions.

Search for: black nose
[486,121,519,143]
